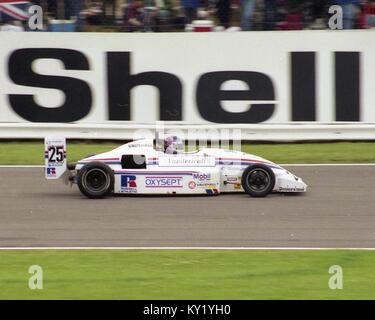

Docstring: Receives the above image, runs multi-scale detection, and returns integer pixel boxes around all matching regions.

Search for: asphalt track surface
[0,165,374,248]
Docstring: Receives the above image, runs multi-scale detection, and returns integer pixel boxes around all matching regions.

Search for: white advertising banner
[0,30,374,126]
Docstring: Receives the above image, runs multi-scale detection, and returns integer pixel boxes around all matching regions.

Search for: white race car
[45,136,307,199]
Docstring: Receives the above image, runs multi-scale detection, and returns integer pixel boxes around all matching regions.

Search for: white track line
[0,247,375,250]
[283,163,375,166]
[0,164,375,168]
[0,165,43,168]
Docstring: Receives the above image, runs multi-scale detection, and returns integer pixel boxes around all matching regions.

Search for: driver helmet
[164,136,183,154]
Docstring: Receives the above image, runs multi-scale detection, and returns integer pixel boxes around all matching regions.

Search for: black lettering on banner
[196,71,275,123]
[8,48,92,122]
[335,52,360,121]
[48,146,64,162]
[291,52,316,121]
[107,52,182,121]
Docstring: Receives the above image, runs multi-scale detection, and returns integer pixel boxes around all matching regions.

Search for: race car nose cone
[297,178,308,191]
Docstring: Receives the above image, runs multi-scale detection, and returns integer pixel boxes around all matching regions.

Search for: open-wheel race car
[45,136,307,199]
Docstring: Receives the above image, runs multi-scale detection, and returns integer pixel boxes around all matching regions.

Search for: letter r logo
[121,175,137,187]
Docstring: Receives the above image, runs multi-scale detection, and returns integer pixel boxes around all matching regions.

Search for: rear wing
[44,137,67,180]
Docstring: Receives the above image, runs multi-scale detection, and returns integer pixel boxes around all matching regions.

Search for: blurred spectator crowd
[0,0,375,32]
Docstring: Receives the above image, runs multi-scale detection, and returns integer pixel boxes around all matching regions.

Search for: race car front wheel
[241,164,275,197]
[77,162,114,199]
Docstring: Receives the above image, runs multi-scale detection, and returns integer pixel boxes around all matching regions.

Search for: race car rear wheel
[241,164,275,197]
[77,162,114,199]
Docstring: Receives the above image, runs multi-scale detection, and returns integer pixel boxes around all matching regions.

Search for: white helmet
[164,136,183,154]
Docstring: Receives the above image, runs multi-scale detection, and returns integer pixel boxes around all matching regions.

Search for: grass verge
[0,250,374,299]
[0,141,374,165]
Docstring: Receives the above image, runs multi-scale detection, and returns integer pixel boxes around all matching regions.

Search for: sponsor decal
[128,143,153,148]
[145,176,183,188]
[159,156,215,167]
[226,176,238,182]
[188,181,196,189]
[192,173,211,181]
[197,182,218,188]
[46,167,56,177]
[206,189,219,194]
[278,187,305,192]
[4,49,362,124]
[121,175,137,193]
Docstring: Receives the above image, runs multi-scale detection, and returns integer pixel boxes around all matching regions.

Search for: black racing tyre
[241,164,275,197]
[77,162,114,199]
